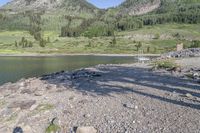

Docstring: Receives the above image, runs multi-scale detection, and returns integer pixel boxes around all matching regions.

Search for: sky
[87,0,124,9]
[0,0,125,8]
[0,0,10,6]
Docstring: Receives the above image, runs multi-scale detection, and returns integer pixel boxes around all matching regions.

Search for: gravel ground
[0,59,200,133]
[176,57,200,69]
[162,48,200,58]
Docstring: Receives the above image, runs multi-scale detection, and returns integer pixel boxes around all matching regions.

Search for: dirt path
[0,60,200,132]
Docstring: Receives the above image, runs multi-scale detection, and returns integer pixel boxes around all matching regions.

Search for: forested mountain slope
[0,0,200,35]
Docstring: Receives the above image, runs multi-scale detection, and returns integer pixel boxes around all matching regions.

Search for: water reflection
[0,55,142,85]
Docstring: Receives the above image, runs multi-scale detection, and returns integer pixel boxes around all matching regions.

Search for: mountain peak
[1,0,97,12]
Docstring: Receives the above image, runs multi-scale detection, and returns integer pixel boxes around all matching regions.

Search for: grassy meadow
[0,24,199,55]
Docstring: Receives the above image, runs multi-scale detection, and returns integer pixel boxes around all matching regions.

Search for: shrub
[15,41,18,47]
[152,59,179,70]
[45,118,60,133]
[147,46,150,53]
[190,40,200,48]
[135,42,142,51]
[154,33,160,39]
[110,35,117,47]
[47,36,50,43]
[16,37,33,48]
[39,39,47,47]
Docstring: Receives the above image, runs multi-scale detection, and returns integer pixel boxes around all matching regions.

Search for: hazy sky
[0,0,125,8]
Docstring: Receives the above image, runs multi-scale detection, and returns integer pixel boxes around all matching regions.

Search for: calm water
[0,55,144,85]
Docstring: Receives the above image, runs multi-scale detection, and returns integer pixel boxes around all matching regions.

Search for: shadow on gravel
[43,66,200,110]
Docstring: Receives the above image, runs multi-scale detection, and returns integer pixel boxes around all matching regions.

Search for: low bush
[152,59,179,70]
[190,40,200,48]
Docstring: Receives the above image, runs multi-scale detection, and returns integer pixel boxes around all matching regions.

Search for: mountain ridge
[1,0,162,15]
[118,0,161,15]
[1,0,98,13]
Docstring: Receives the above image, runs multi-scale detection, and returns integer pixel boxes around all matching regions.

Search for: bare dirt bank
[0,58,199,133]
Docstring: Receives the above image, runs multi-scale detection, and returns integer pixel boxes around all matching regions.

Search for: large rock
[13,127,23,133]
[76,126,97,133]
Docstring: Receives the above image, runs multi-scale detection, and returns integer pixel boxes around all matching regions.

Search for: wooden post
[176,43,183,51]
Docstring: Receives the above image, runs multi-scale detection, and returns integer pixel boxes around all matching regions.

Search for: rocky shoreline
[0,58,200,133]
[162,48,200,58]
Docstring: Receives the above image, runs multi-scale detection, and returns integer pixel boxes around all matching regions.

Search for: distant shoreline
[0,53,160,57]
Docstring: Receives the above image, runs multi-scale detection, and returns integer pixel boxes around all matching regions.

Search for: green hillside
[0,0,200,54]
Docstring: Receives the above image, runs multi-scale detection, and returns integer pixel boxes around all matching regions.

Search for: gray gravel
[162,48,200,58]
[0,62,200,133]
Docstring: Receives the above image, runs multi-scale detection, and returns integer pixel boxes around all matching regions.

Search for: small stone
[175,67,181,72]
[78,99,88,104]
[0,94,4,99]
[30,104,38,111]
[193,72,199,77]
[23,125,33,133]
[172,91,178,97]
[123,103,135,109]
[19,82,25,87]
[76,126,97,133]
[63,110,72,115]
[83,114,90,118]
[110,120,115,124]
[69,96,75,100]
[186,93,193,98]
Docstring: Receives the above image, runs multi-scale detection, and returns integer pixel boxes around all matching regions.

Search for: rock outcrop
[119,0,161,16]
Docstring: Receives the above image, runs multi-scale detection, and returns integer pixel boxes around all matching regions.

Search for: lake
[0,55,150,85]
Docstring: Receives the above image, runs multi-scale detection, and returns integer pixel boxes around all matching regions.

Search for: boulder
[13,127,23,133]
